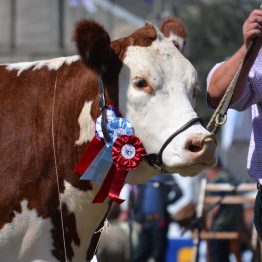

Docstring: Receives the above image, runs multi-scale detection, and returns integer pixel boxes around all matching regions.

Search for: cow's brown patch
[51,204,80,261]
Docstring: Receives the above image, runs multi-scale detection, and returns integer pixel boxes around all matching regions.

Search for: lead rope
[51,70,68,262]
[207,5,262,134]
[92,219,111,255]
[206,61,243,134]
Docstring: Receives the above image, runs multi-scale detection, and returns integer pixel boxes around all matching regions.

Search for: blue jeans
[132,220,168,262]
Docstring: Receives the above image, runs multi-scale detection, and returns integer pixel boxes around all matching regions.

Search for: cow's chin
[126,158,217,184]
[163,159,217,177]
[126,161,159,185]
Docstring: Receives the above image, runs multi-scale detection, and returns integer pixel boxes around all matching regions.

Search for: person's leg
[152,222,168,262]
[209,239,230,262]
[132,222,152,262]
[259,240,262,262]
[229,240,242,262]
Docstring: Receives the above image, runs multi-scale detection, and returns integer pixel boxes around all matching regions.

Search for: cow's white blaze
[75,101,95,145]
[0,200,55,262]
[119,33,212,176]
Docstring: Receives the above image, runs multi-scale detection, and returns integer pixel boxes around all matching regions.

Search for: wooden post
[191,178,207,262]
[192,182,257,262]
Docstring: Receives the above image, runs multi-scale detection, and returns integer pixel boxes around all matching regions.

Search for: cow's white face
[118,32,216,180]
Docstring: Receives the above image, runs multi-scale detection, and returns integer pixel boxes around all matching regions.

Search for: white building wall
[0,0,146,63]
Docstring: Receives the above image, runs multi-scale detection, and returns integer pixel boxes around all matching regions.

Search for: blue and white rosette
[106,117,134,147]
[81,108,135,184]
[95,107,118,140]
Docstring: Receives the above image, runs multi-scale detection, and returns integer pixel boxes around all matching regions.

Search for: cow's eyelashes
[132,78,153,93]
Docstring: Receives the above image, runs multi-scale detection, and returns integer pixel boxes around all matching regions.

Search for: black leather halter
[143,117,203,172]
[98,76,203,172]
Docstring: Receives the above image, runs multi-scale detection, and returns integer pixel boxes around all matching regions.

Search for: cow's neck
[52,60,118,260]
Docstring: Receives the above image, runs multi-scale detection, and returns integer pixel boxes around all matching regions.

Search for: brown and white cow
[0,20,216,261]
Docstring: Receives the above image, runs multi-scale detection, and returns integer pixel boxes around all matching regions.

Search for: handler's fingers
[249,9,262,20]
[245,29,262,43]
[243,20,262,45]
[247,15,262,26]
[245,22,262,32]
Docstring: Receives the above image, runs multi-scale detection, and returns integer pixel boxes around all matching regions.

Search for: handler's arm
[207,9,262,108]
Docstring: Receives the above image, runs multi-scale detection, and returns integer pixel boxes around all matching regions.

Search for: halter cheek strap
[98,76,111,143]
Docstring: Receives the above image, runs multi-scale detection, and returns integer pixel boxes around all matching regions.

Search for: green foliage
[173,0,260,122]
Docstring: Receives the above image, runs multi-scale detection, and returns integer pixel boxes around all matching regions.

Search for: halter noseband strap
[143,117,203,172]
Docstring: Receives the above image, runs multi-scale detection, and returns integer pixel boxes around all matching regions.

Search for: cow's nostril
[186,138,203,153]
[187,144,202,153]
[183,135,217,170]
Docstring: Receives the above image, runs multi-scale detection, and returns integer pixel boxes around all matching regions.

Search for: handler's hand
[243,9,262,49]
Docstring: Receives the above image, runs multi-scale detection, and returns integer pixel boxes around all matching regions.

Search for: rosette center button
[121,144,136,159]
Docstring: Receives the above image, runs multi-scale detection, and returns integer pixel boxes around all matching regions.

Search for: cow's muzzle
[143,117,209,172]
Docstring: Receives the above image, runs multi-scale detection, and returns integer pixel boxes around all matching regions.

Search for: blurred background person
[132,175,181,262]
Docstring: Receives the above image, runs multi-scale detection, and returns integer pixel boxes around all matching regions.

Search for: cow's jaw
[119,34,216,177]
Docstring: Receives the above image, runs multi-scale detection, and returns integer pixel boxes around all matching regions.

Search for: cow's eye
[132,78,153,93]
[134,78,147,88]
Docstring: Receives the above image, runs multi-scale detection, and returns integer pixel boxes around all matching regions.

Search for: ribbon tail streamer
[109,168,127,204]
[80,146,113,184]
[74,136,105,175]
[92,148,114,184]
[92,165,127,204]
[92,165,117,203]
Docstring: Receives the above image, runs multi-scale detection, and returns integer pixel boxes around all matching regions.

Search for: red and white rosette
[112,135,145,170]
[92,135,146,204]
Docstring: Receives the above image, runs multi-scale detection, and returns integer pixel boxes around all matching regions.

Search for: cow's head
[73,20,216,182]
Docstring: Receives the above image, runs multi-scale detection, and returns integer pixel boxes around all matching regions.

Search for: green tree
[173,0,260,122]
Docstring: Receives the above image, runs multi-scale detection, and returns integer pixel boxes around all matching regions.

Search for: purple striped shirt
[207,48,262,182]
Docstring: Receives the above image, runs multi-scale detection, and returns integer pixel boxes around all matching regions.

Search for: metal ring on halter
[98,76,106,110]
[215,113,227,127]
[200,133,217,146]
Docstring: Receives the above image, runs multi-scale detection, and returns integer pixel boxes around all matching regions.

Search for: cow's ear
[73,20,111,74]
